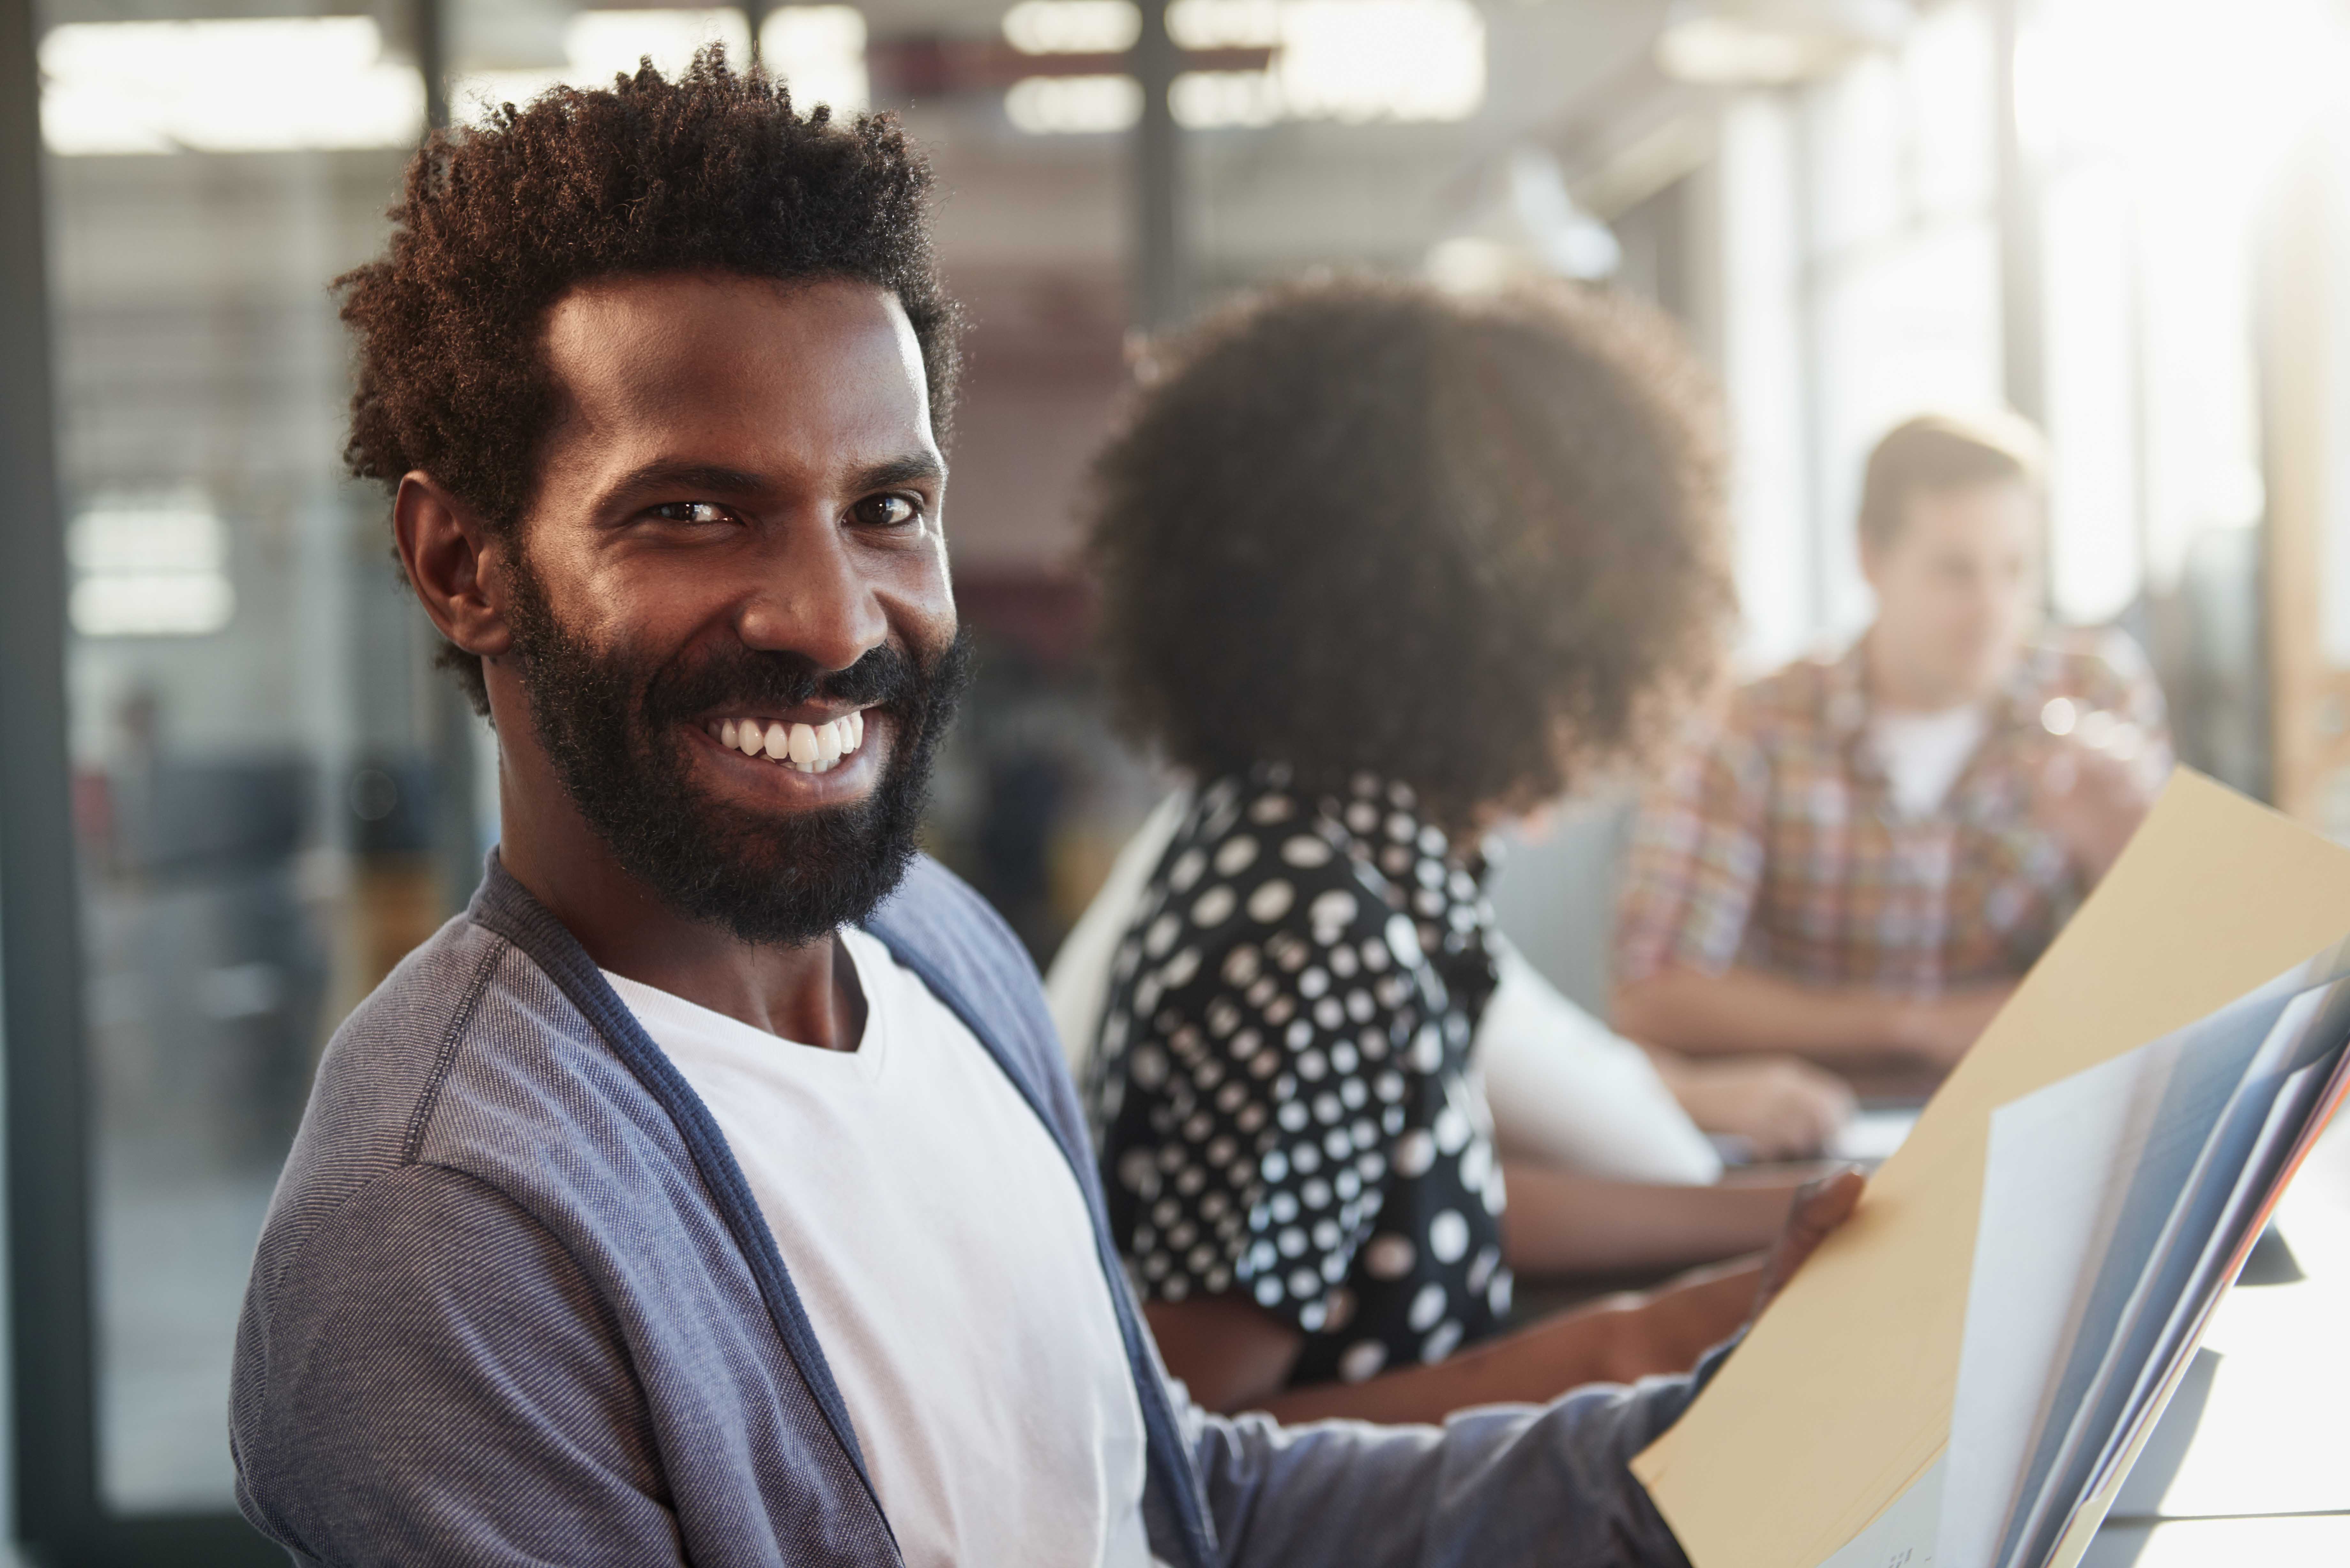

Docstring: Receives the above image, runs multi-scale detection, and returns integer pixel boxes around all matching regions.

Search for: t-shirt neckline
[601,929,892,1084]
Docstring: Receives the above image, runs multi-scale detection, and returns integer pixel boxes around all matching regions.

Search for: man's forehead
[540,271,932,447]
[1902,479,2039,541]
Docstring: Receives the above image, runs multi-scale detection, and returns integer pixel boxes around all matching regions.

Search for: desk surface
[2079,1110,2350,1560]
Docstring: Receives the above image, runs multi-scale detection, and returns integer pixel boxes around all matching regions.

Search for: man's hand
[1750,1166,1865,1318]
[2033,736,2156,883]
[1657,1055,1857,1161]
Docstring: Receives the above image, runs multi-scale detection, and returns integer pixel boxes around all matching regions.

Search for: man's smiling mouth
[705,710,868,774]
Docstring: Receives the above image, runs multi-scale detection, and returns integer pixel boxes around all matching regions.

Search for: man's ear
[394,472,513,660]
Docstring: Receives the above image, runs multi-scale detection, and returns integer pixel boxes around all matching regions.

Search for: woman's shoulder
[1151,773,1411,934]
[1104,771,1423,1034]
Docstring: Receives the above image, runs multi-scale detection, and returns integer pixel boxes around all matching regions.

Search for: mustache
[644,641,926,723]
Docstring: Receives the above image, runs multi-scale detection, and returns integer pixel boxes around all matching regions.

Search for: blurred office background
[8,0,2350,1556]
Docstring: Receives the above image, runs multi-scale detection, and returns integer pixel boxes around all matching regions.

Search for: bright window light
[455,8,754,123]
[2017,0,2348,178]
[1167,0,1283,49]
[70,502,223,574]
[1170,69,1282,129]
[2042,162,2142,625]
[69,499,236,638]
[1004,0,1482,133]
[39,17,423,156]
[72,575,237,638]
[2017,0,2341,618]
[1900,1,1993,219]
[1652,0,1906,87]
[1273,0,1481,124]
[1004,0,1141,54]
[1005,73,1142,133]
[762,6,869,114]
[1654,18,1816,86]
[566,9,751,81]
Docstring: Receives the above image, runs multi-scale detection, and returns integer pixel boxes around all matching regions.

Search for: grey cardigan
[230,853,1708,1567]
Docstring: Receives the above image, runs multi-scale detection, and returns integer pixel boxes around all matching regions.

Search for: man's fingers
[1754,1166,1866,1313]
[1792,1167,1865,1240]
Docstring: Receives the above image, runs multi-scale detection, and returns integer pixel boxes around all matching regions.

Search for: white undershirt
[605,930,1153,1568]
[1869,704,1989,820]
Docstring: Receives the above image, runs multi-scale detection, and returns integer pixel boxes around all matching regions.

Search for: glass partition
[25,0,478,1549]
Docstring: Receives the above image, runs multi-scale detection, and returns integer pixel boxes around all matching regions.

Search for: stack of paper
[1942,943,2350,1566]
[1632,772,2350,1568]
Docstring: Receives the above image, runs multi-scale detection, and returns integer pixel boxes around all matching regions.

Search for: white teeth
[719,710,870,771]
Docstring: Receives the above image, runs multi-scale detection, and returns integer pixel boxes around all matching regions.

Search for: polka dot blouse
[1086,766,1511,1389]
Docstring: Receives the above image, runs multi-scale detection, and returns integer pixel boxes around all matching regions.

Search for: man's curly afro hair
[339,49,960,710]
[1087,276,1732,833]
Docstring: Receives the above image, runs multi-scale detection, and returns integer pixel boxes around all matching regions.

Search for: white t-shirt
[606,930,1153,1568]
[1869,704,1989,820]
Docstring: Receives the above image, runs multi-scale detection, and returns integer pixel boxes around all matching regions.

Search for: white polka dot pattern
[1087,765,1508,1390]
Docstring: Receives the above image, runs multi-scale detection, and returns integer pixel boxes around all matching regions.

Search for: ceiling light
[1004,0,1140,55]
[1004,0,1483,132]
[39,17,422,155]
[762,7,869,114]
[1655,0,1908,87]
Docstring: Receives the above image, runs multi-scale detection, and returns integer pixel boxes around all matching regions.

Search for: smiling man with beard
[228,54,1856,1568]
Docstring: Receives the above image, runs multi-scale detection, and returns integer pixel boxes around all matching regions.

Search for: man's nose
[733,520,890,672]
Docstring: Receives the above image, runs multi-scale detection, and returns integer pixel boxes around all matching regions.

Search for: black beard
[503,562,971,946]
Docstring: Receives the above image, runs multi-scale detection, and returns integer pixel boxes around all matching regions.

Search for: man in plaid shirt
[1614,412,2171,1073]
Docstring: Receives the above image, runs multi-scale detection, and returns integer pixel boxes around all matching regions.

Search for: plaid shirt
[1616,629,2171,995]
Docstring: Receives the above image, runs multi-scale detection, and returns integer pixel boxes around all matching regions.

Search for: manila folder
[1629,769,2350,1568]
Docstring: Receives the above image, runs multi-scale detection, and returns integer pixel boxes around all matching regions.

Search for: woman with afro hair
[1051,275,1853,1423]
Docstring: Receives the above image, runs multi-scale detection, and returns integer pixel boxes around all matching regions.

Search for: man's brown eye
[855,494,919,528]
[651,501,730,524]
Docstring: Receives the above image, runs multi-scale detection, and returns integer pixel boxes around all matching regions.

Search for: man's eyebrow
[601,455,946,501]
[604,460,770,499]
[848,453,948,492]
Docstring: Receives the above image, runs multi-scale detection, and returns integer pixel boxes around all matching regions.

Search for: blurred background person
[1058,276,1835,1424]
[1613,413,2173,1077]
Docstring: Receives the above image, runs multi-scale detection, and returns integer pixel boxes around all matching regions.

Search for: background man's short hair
[1858,410,2048,552]
[338,49,960,713]
[1085,275,1732,833]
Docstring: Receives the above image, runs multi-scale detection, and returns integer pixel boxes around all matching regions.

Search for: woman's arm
[1494,1163,1808,1275]
[1149,1171,1865,1425]
[1147,1262,1761,1426]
